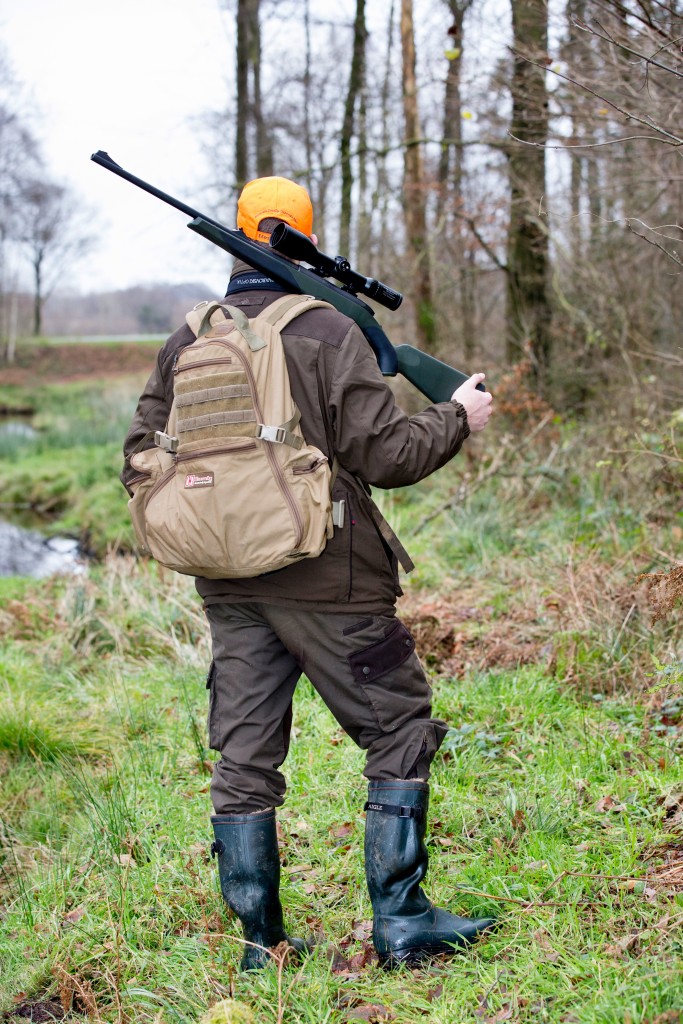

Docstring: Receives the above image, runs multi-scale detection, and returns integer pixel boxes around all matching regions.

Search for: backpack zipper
[146,442,258,503]
[174,356,234,375]
[176,442,256,463]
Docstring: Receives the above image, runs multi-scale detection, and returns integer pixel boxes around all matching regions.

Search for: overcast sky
[2,0,235,294]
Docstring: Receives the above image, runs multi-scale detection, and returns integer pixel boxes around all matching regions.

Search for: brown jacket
[122,275,470,613]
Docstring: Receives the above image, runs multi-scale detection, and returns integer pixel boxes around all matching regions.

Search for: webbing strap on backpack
[196,302,266,351]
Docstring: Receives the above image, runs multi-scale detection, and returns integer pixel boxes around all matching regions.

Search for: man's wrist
[450,400,470,440]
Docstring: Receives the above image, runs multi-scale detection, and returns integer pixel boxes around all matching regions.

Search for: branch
[578,18,683,79]
[452,210,507,272]
[509,49,683,147]
[508,132,672,150]
[626,220,683,268]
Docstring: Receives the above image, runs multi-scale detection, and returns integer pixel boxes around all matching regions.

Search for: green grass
[0,379,681,1022]
[0,378,142,554]
[0,600,681,1022]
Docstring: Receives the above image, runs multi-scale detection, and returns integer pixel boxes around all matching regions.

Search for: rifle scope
[269,223,403,312]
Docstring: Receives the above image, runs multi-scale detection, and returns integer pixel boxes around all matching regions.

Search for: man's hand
[452,373,493,432]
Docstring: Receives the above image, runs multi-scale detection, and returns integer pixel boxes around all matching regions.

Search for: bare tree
[401,0,436,351]
[0,49,43,359]
[235,0,272,188]
[339,0,367,258]
[506,0,552,380]
[16,180,94,336]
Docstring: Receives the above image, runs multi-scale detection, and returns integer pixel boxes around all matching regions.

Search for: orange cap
[237,176,313,243]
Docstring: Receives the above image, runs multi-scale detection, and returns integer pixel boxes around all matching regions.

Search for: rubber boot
[211,809,306,971]
[364,780,496,966]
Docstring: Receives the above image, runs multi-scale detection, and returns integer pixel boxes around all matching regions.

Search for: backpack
[127,294,340,578]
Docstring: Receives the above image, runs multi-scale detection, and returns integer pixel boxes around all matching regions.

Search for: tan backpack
[127,294,340,578]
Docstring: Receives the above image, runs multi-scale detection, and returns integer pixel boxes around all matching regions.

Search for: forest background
[0,1,682,1022]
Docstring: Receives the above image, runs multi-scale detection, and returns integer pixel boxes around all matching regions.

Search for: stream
[0,521,86,578]
[0,417,86,578]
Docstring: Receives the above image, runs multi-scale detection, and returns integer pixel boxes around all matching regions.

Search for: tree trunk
[33,253,43,337]
[437,0,475,359]
[250,0,272,176]
[401,0,435,351]
[505,0,552,384]
[339,0,367,258]
[374,0,395,271]
[235,0,251,189]
[235,0,269,188]
[437,1,470,214]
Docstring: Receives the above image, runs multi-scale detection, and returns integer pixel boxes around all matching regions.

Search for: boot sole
[378,930,497,969]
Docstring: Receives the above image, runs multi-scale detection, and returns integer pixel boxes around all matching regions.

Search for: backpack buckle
[154,431,178,453]
[258,424,286,444]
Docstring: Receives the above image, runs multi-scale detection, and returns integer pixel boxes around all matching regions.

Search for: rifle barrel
[91,151,224,229]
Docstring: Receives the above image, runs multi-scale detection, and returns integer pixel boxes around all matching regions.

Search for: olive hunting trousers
[204,603,449,813]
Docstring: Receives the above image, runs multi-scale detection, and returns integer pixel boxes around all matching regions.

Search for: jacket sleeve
[120,325,192,495]
[328,324,470,488]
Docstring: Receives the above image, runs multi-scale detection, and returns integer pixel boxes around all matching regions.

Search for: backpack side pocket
[128,448,176,551]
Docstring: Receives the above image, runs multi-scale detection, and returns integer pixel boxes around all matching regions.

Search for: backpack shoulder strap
[255,294,333,332]
[184,294,331,340]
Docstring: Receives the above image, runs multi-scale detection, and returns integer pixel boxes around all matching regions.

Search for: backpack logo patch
[185,472,214,489]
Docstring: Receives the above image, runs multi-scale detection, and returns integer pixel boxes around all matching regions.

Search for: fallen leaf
[483,1007,513,1023]
[284,863,314,875]
[113,853,136,867]
[596,795,626,813]
[62,907,86,926]
[331,823,354,839]
[511,809,526,830]
[350,919,373,942]
[346,1004,394,1022]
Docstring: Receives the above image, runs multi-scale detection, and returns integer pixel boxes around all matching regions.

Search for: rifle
[91,151,483,403]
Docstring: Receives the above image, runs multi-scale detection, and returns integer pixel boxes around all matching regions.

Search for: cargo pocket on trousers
[205,660,220,751]
[346,619,430,731]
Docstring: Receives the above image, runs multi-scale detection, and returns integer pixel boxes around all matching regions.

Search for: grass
[0,377,145,554]
[0,373,682,1022]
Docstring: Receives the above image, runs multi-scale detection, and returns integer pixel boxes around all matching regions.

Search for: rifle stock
[394,346,478,404]
[91,150,483,403]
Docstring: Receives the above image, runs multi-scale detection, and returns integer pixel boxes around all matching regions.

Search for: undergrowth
[0,379,681,1023]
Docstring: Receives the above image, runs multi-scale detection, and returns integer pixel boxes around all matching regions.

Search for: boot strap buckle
[364,800,423,822]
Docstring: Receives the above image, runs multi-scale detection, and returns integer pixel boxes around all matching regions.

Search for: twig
[563,870,651,882]
[509,49,683,147]
[451,882,566,909]
[626,221,683,268]
[580,18,683,79]
[509,133,670,150]
[202,934,298,1024]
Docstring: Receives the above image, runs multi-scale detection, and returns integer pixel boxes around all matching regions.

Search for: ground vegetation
[0,348,681,1023]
